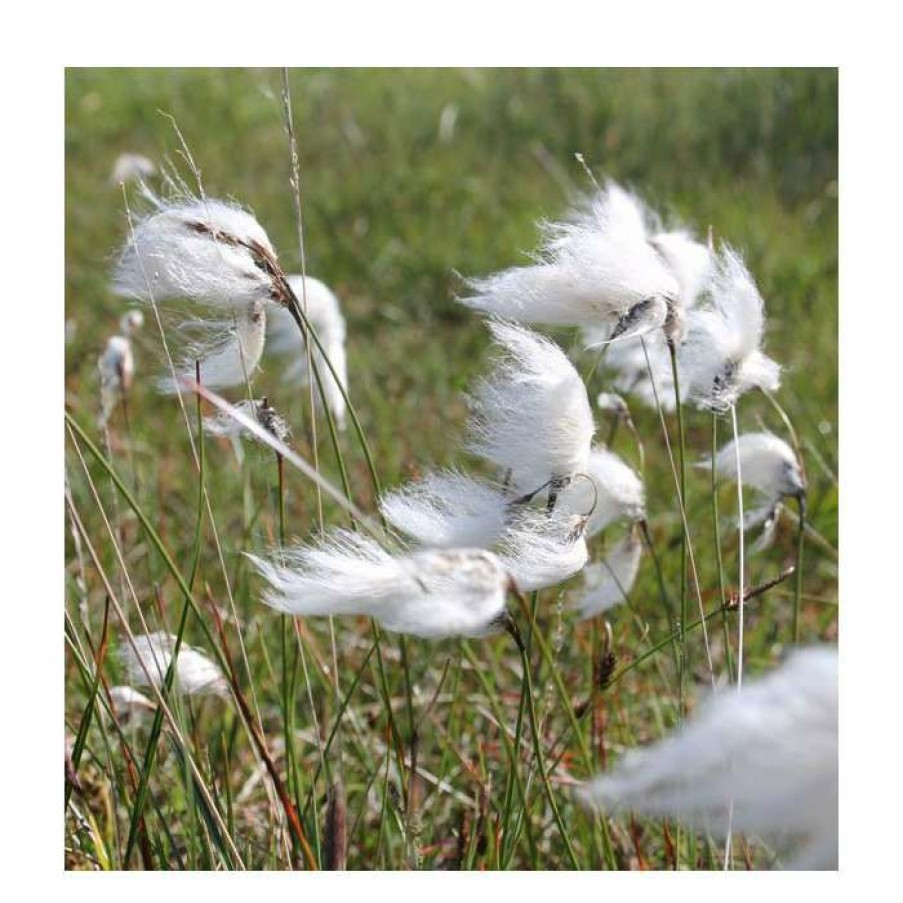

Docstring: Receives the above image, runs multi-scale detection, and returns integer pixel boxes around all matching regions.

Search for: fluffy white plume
[463,182,678,334]
[119,309,145,337]
[594,329,676,412]
[266,274,349,430]
[496,508,589,592]
[558,446,645,537]
[110,153,156,185]
[700,432,805,532]
[108,685,154,719]
[249,533,510,639]
[120,633,229,699]
[113,195,283,311]
[380,471,509,549]
[579,646,838,869]
[648,229,713,311]
[157,300,266,393]
[574,527,643,619]
[680,246,780,411]
[467,321,594,493]
[204,397,291,445]
[98,335,134,425]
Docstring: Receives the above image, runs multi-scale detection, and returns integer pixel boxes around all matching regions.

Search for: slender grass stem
[793,496,806,644]
[711,414,735,682]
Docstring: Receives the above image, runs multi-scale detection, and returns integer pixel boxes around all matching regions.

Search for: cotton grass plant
[64,70,837,872]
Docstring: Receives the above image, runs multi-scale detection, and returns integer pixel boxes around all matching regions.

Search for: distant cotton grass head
[699,431,806,532]
[680,245,780,412]
[98,334,135,427]
[467,320,594,495]
[119,632,229,699]
[204,397,291,446]
[578,646,838,869]
[108,685,155,720]
[266,274,349,430]
[463,181,678,339]
[110,153,156,186]
[249,532,512,639]
[574,524,643,619]
[112,191,295,391]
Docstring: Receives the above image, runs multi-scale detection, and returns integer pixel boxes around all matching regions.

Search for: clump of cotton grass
[109,152,156,186]
[112,190,295,392]
[379,470,510,549]
[467,320,594,499]
[119,632,229,699]
[463,181,679,342]
[266,274,349,430]
[680,245,780,412]
[248,532,512,639]
[204,397,292,446]
[574,524,643,619]
[558,446,645,538]
[495,508,589,592]
[699,432,806,550]
[578,646,838,869]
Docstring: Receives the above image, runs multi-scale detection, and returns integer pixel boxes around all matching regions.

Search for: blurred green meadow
[64,68,837,870]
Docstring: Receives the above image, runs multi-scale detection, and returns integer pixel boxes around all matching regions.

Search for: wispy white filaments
[495,508,589,592]
[467,320,594,497]
[119,632,229,699]
[249,532,511,639]
[204,397,292,446]
[680,245,780,412]
[574,525,643,619]
[113,192,293,391]
[266,274,349,430]
[558,446,645,538]
[463,182,679,340]
[699,431,806,535]
[379,470,510,549]
[579,647,838,869]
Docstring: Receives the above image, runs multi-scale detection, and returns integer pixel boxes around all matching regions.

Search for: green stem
[711,414,735,682]
[793,495,806,644]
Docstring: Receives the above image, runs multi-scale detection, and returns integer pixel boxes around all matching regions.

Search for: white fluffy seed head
[648,230,713,310]
[119,309,145,337]
[379,470,509,549]
[119,633,229,699]
[680,245,780,411]
[110,153,156,185]
[578,646,838,869]
[574,526,643,619]
[98,335,134,425]
[467,321,594,493]
[266,275,349,430]
[558,446,645,537]
[248,532,510,639]
[108,685,154,719]
[495,507,589,592]
[204,397,291,446]
[703,432,805,499]
[113,194,281,311]
[463,181,678,331]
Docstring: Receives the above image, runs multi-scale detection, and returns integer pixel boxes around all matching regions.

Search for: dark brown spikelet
[597,651,617,691]
[324,779,347,871]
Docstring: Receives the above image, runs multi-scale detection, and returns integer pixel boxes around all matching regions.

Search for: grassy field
[64,68,837,870]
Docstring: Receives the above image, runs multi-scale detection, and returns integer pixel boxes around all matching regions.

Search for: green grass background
[65,68,837,870]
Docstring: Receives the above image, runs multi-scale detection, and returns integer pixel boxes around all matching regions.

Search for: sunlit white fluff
[680,245,780,411]
[495,508,588,592]
[110,153,156,185]
[579,646,838,869]
[379,471,509,549]
[98,335,135,426]
[204,397,291,445]
[266,274,349,430]
[113,194,282,311]
[248,532,510,639]
[574,526,643,619]
[156,300,266,393]
[108,685,154,719]
[464,182,678,335]
[597,330,676,412]
[558,446,645,537]
[699,432,805,531]
[467,321,594,494]
[119,309,145,337]
[648,230,713,312]
[120,632,229,699]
